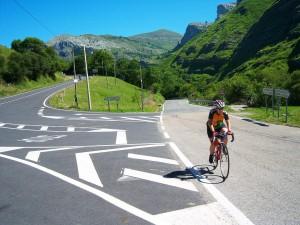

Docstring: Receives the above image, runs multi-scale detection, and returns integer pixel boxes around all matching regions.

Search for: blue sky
[1,0,229,47]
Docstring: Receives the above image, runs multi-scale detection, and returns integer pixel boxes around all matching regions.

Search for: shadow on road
[242,118,269,127]
[164,165,225,184]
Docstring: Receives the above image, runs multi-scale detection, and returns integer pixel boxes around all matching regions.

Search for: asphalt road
[0,83,299,225]
[163,99,300,225]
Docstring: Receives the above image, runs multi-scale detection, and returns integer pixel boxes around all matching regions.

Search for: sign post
[263,88,274,114]
[274,89,290,123]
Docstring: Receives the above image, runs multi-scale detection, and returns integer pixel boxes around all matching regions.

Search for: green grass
[234,106,300,127]
[48,76,164,112]
[0,73,68,97]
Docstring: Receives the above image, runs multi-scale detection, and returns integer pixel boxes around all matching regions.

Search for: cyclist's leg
[207,123,215,162]
[220,126,229,145]
[206,124,215,155]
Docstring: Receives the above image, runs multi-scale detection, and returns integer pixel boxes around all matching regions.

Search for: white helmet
[214,100,225,109]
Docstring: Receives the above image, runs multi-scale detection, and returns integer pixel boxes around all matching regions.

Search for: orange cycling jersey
[208,108,229,130]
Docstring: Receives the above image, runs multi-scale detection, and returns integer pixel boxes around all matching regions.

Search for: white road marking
[0,154,160,225]
[121,117,156,123]
[17,125,25,129]
[25,147,73,162]
[168,142,255,225]
[76,153,103,187]
[42,115,64,119]
[19,135,66,143]
[0,147,23,153]
[128,153,178,165]
[0,123,5,127]
[122,168,198,192]
[163,132,170,139]
[67,127,75,132]
[116,131,127,144]
[100,117,111,120]
[40,126,48,131]
[75,144,165,187]
[154,202,237,225]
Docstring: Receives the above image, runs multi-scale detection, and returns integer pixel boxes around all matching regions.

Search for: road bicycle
[212,131,234,180]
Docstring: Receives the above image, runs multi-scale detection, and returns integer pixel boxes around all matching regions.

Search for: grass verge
[48,76,164,112]
[0,73,69,97]
[231,106,300,127]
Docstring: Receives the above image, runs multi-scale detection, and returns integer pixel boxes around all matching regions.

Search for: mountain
[48,29,182,63]
[217,2,236,20]
[160,0,300,104]
[175,22,210,50]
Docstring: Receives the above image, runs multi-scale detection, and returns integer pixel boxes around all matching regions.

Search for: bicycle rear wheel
[220,143,230,179]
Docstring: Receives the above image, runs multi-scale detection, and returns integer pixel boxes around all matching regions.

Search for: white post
[83,45,92,110]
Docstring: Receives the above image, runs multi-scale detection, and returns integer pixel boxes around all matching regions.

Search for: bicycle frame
[212,131,234,179]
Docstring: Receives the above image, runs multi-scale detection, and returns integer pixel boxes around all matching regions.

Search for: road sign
[104,96,120,101]
[274,89,290,98]
[263,88,273,96]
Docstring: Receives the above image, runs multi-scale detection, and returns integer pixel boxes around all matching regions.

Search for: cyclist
[207,100,232,163]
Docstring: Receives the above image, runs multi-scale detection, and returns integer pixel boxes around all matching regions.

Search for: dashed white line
[40,126,48,131]
[116,130,127,145]
[67,127,75,132]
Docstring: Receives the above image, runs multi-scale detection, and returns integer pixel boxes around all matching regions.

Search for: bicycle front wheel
[220,143,230,179]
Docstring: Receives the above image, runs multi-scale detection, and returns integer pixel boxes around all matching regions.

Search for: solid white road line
[25,147,73,162]
[116,131,127,145]
[85,144,166,155]
[154,202,236,225]
[0,123,5,127]
[168,142,255,225]
[0,147,23,153]
[122,168,198,192]
[0,153,161,225]
[17,125,25,129]
[76,153,103,187]
[128,153,178,165]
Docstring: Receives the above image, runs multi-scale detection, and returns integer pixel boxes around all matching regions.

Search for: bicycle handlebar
[215,132,234,142]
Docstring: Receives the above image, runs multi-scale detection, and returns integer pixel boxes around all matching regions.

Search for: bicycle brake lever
[231,133,235,142]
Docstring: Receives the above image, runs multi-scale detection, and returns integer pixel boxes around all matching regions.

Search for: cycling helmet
[214,100,225,109]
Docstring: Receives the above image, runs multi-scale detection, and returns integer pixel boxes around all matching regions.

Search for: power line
[13,0,55,36]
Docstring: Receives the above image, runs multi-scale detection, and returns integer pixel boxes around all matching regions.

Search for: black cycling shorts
[206,122,226,142]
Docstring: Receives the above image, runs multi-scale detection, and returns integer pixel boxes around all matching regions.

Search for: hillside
[48,76,164,112]
[48,29,182,63]
[161,0,300,105]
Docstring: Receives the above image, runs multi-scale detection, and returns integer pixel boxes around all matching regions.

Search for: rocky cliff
[175,22,210,50]
[217,2,237,20]
[48,30,182,63]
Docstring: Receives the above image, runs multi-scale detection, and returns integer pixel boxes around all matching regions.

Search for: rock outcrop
[217,2,236,20]
[175,22,210,50]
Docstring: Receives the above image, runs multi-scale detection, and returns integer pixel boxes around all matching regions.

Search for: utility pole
[72,48,78,108]
[83,45,92,111]
[114,60,117,86]
[140,64,144,112]
[139,42,144,112]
